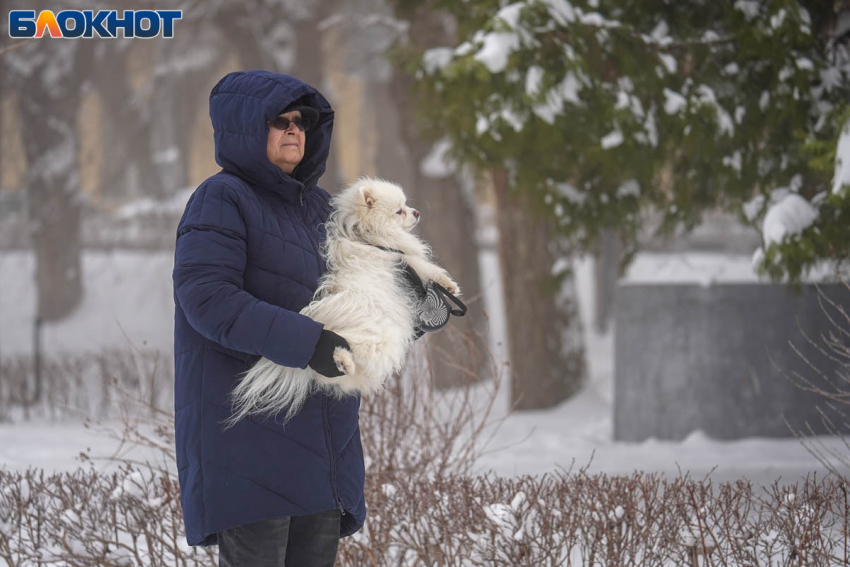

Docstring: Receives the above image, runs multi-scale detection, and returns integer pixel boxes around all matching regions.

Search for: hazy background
[1,0,848,485]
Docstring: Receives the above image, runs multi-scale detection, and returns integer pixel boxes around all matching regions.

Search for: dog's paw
[435,274,461,296]
[333,347,356,375]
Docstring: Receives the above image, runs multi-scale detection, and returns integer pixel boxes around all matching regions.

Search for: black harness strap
[364,242,468,320]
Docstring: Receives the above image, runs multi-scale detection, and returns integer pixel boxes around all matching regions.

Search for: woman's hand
[308,329,351,377]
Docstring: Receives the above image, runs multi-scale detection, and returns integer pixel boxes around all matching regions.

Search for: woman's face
[266,110,306,174]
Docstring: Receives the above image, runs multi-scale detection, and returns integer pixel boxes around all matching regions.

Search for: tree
[391,1,590,408]
[5,8,94,323]
[403,0,850,285]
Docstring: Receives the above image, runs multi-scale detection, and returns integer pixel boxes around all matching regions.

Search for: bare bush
[778,279,850,481]
[0,465,214,566]
[2,325,846,565]
[0,347,172,423]
[2,465,846,566]
[336,470,849,567]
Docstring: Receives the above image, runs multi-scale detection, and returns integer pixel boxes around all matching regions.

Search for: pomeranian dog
[221,177,461,428]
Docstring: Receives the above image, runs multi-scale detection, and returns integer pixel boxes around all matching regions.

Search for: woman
[172,70,366,566]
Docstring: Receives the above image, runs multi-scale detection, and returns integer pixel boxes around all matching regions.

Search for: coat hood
[209,70,334,202]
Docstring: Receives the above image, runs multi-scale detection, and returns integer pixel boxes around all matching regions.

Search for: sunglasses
[267,115,313,132]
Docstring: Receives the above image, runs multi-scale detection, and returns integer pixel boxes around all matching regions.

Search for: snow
[695,84,734,137]
[0,243,843,490]
[498,106,525,132]
[151,146,180,165]
[650,20,668,41]
[524,65,544,97]
[743,192,767,222]
[0,250,175,356]
[642,106,658,147]
[734,1,760,22]
[36,136,75,184]
[770,8,787,30]
[495,2,524,28]
[615,89,644,118]
[759,90,771,111]
[723,150,742,173]
[153,44,216,76]
[657,53,676,74]
[621,253,762,286]
[796,57,814,71]
[833,119,850,195]
[454,41,474,57]
[114,186,193,219]
[475,114,490,136]
[701,30,721,43]
[616,179,640,198]
[662,88,686,115]
[579,12,618,29]
[621,251,835,286]
[820,67,842,93]
[600,129,624,149]
[0,419,173,474]
[419,138,455,179]
[553,181,585,204]
[762,193,818,248]
[734,105,746,123]
[473,31,520,73]
[421,47,454,74]
[532,72,582,124]
[469,342,844,485]
[541,0,577,25]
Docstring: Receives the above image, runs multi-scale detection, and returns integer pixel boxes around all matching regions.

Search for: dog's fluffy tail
[220,358,316,430]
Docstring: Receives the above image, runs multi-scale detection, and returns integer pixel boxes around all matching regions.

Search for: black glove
[308,329,350,378]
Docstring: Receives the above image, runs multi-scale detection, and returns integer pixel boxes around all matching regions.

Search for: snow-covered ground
[0,250,175,357]
[0,247,845,486]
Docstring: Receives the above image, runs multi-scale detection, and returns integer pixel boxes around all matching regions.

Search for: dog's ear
[359,185,376,209]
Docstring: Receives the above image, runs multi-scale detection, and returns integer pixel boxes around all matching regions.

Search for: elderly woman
[172,70,364,566]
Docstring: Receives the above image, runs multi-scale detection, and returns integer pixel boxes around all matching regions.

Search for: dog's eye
[396,209,403,215]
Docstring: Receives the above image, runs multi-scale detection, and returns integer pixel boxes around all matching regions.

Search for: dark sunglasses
[267,115,313,132]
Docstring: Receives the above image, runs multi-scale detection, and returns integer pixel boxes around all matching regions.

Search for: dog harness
[369,244,467,333]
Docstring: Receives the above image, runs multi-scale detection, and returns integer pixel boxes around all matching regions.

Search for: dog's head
[333,177,420,236]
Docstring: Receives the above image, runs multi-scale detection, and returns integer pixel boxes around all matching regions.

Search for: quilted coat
[172,70,366,547]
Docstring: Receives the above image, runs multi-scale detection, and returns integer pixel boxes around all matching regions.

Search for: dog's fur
[221,177,461,428]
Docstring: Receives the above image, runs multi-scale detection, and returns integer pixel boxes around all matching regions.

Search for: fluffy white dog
[222,177,461,428]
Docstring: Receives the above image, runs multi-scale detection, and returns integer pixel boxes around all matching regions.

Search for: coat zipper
[321,394,346,516]
[299,165,329,274]
[297,164,327,208]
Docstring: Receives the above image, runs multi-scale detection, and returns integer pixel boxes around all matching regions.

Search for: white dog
[221,177,461,428]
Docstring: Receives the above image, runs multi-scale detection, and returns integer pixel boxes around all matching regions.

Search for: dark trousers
[217,509,341,567]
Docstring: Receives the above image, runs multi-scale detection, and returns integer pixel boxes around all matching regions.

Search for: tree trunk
[88,41,169,204]
[491,168,585,410]
[593,228,621,334]
[13,38,91,324]
[385,8,489,389]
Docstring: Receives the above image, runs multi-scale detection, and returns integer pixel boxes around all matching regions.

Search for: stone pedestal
[614,283,849,441]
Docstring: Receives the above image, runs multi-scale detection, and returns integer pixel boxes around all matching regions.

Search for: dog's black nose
[412,210,419,218]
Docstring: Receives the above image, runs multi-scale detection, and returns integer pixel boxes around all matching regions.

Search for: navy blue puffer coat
[172,70,366,547]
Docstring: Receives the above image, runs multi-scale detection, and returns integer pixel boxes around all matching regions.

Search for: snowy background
[1,239,842,487]
[2,0,850,502]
